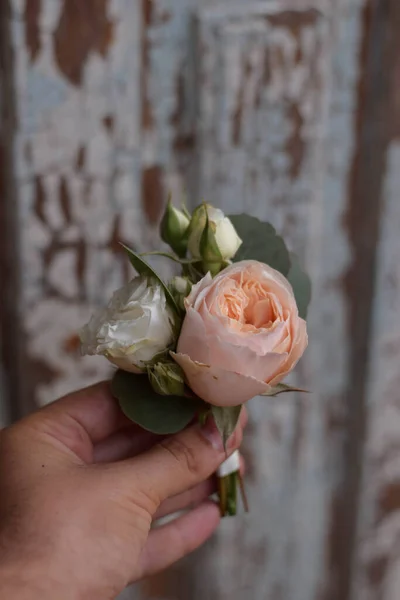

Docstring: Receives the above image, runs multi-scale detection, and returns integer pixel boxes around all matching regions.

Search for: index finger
[26,381,129,448]
[115,408,247,506]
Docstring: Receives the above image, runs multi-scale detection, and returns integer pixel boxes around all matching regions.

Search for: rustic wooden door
[1,1,399,599]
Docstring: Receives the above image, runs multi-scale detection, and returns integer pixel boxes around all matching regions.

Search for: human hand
[0,383,246,600]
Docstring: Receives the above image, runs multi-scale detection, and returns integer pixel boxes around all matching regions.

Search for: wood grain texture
[1,1,389,600]
[350,2,400,599]
[129,1,367,599]
[351,143,400,600]
[131,4,370,597]
[190,4,335,599]
[0,0,24,420]
[7,0,150,408]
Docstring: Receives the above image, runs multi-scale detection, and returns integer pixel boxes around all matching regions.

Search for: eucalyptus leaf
[112,370,202,434]
[262,383,309,397]
[121,244,181,316]
[287,253,312,319]
[211,405,242,450]
[229,214,290,276]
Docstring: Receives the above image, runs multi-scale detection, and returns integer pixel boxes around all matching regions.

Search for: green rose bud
[187,204,242,274]
[169,276,192,310]
[148,361,186,396]
[186,204,207,258]
[160,198,190,257]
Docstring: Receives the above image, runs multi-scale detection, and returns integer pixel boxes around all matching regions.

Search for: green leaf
[261,383,309,397]
[159,197,190,257]
[121,243,181,316]
[228,214,290,276]
[111,370,202,434]
[211,405,242,450]
[287,253,312,319]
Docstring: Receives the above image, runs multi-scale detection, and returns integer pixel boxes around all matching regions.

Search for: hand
[0,383,245,600]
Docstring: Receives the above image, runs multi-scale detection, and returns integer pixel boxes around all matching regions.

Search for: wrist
[0,557,70,600]
[0,554,113,600]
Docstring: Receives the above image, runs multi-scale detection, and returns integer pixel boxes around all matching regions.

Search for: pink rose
[172,260,308,406]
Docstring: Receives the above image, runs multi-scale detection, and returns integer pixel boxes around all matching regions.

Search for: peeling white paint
[7,1,369,599]
[351,143,400,600]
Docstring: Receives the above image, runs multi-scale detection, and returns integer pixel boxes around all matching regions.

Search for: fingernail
[200,416,224,452]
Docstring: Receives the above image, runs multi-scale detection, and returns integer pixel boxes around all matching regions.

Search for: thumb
[114,409,246,508]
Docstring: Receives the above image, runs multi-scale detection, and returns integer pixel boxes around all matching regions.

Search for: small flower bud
[169,276,193,310]
[148,362,186,396]
[160,199,190,257]
[187,204,242,265]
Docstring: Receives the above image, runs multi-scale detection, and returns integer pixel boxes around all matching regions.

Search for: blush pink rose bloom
[172,260,308,406]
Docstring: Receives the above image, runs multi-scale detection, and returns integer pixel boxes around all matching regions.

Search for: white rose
[80,277,175,373]
[188,204,242,261]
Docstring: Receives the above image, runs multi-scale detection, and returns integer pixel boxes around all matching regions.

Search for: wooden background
[1,0,399,598]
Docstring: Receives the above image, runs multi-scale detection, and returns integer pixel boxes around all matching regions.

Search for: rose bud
[80,276,176,373]
[187,204,242,269]
[169,276,193,311]
[160,198,190,257]
[148,362,185,396]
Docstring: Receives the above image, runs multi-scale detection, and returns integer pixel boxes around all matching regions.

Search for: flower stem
[217,469,249,517]
[218,472,238,517]
[139,251,200,265]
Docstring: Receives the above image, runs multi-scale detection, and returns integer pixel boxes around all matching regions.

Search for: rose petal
[184,272,213,310]
[212,260,294,300]
[176,307,211,364]
[107,355,143,374]
[269,318,308,385]
[207,336,288,383]
[171,352,270,406]
[201,307,288,355]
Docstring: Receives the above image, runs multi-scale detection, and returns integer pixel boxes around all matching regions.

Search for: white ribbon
[217,450,240,478]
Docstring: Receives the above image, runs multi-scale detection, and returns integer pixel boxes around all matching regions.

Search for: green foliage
[287,253,312,319]
[111,370,203,434]
[160,198,190,258]
[262,383,309,397]
[211,405,242,450]
[228,215,311,318]
[229,214,291,275]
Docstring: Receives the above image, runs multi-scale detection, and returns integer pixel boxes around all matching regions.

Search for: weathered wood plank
[189,3,366,600]
[193,5,333,598]
[6,0,150,407]
[335,1,400,598]
[1,1,381,600]
[0,0,23,420]
[350,3,400,597]
[131,1,367,599]
[351,144,400,600]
